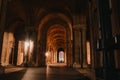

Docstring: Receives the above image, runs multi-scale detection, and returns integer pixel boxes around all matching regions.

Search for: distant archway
[57,48,65,63]
[37,11,73,67]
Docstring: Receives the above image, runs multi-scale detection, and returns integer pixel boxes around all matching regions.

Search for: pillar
[1,32,8,65]
[36,41,40,66]
[73,29,81,68]
[0,0,7,63]
[73,24,87,68]
[82,27,87,68]
[17,41,24,65]
[66,40,73,67]
[98,0,116,80]
[37,40,46,67]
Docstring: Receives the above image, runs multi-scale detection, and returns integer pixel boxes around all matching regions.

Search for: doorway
[57,48,65,63]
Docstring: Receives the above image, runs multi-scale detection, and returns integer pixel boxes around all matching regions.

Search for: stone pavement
[0,64,90,80]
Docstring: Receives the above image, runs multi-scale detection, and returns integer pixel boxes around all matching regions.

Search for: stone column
[1,32,8,65]
[64,28,72,67]
[73,29,81,68]
[13,39,18,66]
[66,40,72,67]
[54,51,56,63]
[36,41,46,67]
[73,25,83,68]
[0,0,8,63]
[38,41,46,67]
[82,27,87,68]
[98,0,116,80]
[0,0,2,13]
[73,24,87,68]
[36,41,40,66]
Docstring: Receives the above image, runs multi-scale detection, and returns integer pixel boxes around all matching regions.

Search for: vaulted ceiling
[6,0,88,27]
[6,0,88,51]
[47,24,66,50]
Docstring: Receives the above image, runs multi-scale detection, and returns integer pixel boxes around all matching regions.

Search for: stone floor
[0,64,90,80]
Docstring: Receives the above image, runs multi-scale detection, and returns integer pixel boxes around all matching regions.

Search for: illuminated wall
[1,32,15,66]
[17,41,24,65]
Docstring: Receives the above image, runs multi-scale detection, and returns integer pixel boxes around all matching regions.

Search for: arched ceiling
[47,24,66,50]
[6,0,88,28]
[5,0,88,51]
[38,12,73,42]
[37,12,72,52]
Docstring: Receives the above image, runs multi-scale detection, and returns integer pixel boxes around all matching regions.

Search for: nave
[0,64,89,80]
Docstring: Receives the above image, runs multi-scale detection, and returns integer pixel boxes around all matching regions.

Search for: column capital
[73,24,86,30]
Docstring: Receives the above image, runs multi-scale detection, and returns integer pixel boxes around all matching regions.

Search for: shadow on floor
[0,69,27,80]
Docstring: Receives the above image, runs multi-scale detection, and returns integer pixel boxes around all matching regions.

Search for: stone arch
[38,13,72,40]
[57,48,65,63]
[7,18,25,37]
[37,12,73,66]
[35,7,73,26]
[1,18,26,66]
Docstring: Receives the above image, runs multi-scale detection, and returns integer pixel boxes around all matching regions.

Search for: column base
[87,68,96,80]
[83,63,88,68]
[0,63,5,74]
[73,62,81,68]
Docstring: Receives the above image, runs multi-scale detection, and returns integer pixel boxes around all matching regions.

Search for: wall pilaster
[73,24,87,68]
[0,0,8,63]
